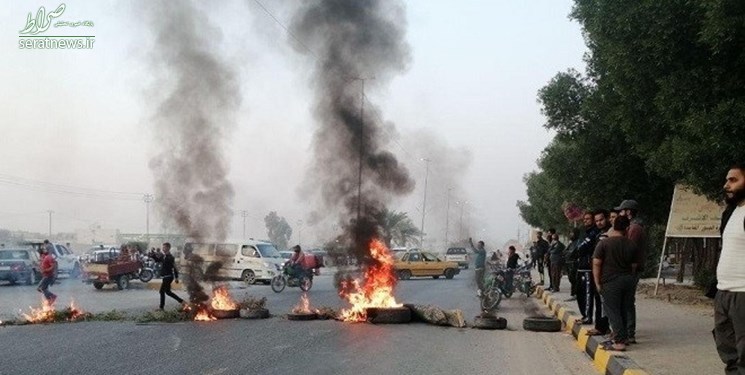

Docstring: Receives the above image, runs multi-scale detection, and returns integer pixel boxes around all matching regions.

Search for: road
[0,269,595,375]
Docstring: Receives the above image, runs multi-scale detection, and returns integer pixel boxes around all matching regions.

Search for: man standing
[548,233,565,292]
[469,237,487,296]
[159,242,184,310]
[564,228,581,301]
[37,245,57,304]
[593,215,641,351]
[535,232,550,285]
[576,211,599,324]
[715,163,745,374]
[585,209,612,335]
[616,199,646,344]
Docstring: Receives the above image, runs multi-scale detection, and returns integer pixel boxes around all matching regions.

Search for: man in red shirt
[38,245,58,304]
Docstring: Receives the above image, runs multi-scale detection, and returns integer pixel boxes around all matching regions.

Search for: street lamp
[419,158,431,247]
[445,187,452,246]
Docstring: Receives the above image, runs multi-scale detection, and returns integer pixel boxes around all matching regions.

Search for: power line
[251,0,319,61]
[0,173,144,201]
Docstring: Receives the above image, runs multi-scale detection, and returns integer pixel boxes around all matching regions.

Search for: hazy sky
[0,0,586,249]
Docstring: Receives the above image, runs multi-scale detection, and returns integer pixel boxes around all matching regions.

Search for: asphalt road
[0,269,595,375]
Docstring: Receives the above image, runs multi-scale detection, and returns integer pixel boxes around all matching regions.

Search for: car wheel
[242,270,256,285]
[398,270,411,280]
[366,307,412,324]
[93,282,104,290]
[444,268,456,279]
[473,314,507,330]
[523,316,562,332]
[116,275,129,290]
[432,276,440,279]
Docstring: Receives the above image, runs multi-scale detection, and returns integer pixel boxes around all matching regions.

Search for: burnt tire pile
[287,312,318,321]
[472,314,508,330]
[522,316,562,332]
[366,307,412,324]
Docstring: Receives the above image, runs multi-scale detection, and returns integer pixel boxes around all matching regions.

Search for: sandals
[585,328,607,336]
[600,340,626,351]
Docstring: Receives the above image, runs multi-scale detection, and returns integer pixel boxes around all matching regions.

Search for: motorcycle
[492,261,536,299]
[270,263,314,293]
[136,255,155,283]
[481,264,504,312]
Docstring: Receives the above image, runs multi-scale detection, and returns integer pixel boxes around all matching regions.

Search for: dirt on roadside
[636,283,714,309]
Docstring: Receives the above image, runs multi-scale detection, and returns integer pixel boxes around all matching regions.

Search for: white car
[28,242,82,278]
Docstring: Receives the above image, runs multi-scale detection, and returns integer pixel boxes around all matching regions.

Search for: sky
[0,0,587,250]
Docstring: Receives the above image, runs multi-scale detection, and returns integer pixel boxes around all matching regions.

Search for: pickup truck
[445,247,470,269]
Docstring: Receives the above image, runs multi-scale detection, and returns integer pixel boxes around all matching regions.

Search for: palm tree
[374,209,422,248]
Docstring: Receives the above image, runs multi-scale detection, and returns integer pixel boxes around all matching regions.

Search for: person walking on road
[593,215,641,352]
[469,237,487,296]
[158,242,184,310]
[714,163,745,375]
[37,245,57,305]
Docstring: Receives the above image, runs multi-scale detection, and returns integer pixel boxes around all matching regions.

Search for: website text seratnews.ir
[19,36,95,49]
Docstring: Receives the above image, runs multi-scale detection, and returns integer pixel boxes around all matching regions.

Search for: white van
[182,240,284,284]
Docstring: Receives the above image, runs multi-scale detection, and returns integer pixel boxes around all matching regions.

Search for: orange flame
[194,307,216,321]
[292,293,314,314]
[210,285,238,311]
[339,239,402,322]
[22,298,86,323]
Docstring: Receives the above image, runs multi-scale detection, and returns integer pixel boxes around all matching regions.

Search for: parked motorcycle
[270,263,313,293]
[481,264,503,312]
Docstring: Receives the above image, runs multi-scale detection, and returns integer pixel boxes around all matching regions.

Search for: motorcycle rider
[289,245,305,279]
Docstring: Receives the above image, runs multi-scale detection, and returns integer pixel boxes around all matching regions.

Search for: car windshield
[256,244,281,258]
[0,250,29,260]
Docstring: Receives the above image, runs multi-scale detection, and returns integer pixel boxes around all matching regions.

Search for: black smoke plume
[144,0,240,303]
[290,1,414,275]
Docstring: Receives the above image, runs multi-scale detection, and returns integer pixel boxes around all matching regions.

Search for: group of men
[528,199,647,352]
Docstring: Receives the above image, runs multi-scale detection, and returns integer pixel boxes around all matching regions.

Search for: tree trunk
[677,238,688,283]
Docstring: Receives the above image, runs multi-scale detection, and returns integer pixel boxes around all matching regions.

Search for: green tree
[373,209,422,248]
[264,212,293,250]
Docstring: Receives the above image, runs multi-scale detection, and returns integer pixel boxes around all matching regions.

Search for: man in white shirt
[715,163,745,375]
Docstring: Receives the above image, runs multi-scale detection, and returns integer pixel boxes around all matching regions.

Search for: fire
[292,293,314,314]
[210,285,238,311]
[339,238,402,322]
[22,298,86,323]
[194,307,216,321]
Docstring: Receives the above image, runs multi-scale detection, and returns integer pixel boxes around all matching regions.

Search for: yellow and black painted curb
[534,286,650,375]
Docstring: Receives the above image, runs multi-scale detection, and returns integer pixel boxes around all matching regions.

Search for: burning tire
[473,314,507,330]
[287,312,318,321]
[523,316,562,332]
[240,308,270,319]
[116,275,129,290]
[270,276,286,293]
[398,270,411,280]
[299,277,313,292]
[365,307,412,324]
[242,270,256,285]
[211,309,240,319]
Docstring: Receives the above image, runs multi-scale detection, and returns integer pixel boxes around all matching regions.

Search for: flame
[22,298,86,323]
[339,239,402,322]
[194,307,216,321]
[292,293,314,314]
[210,285,238,311]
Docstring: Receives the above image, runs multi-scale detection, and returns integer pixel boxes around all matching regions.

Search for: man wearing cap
[616,199,646,344]
[715,162,745,374]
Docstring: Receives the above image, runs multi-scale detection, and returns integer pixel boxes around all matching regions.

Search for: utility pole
[419,158,431,246]
[296,219,303,245]
[458,201,467,240]
[143,194,154,241]
[47,210,54,237]
[241,210,249,239]
[445,187,452,246]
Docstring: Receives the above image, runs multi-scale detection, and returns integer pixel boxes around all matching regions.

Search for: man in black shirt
[159,242,185,310]
[535,232,549,285]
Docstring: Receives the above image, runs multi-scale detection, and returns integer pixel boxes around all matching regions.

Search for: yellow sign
[665,185,723,238]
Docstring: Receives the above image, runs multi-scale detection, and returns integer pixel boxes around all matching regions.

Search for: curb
[534,286,650,375]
